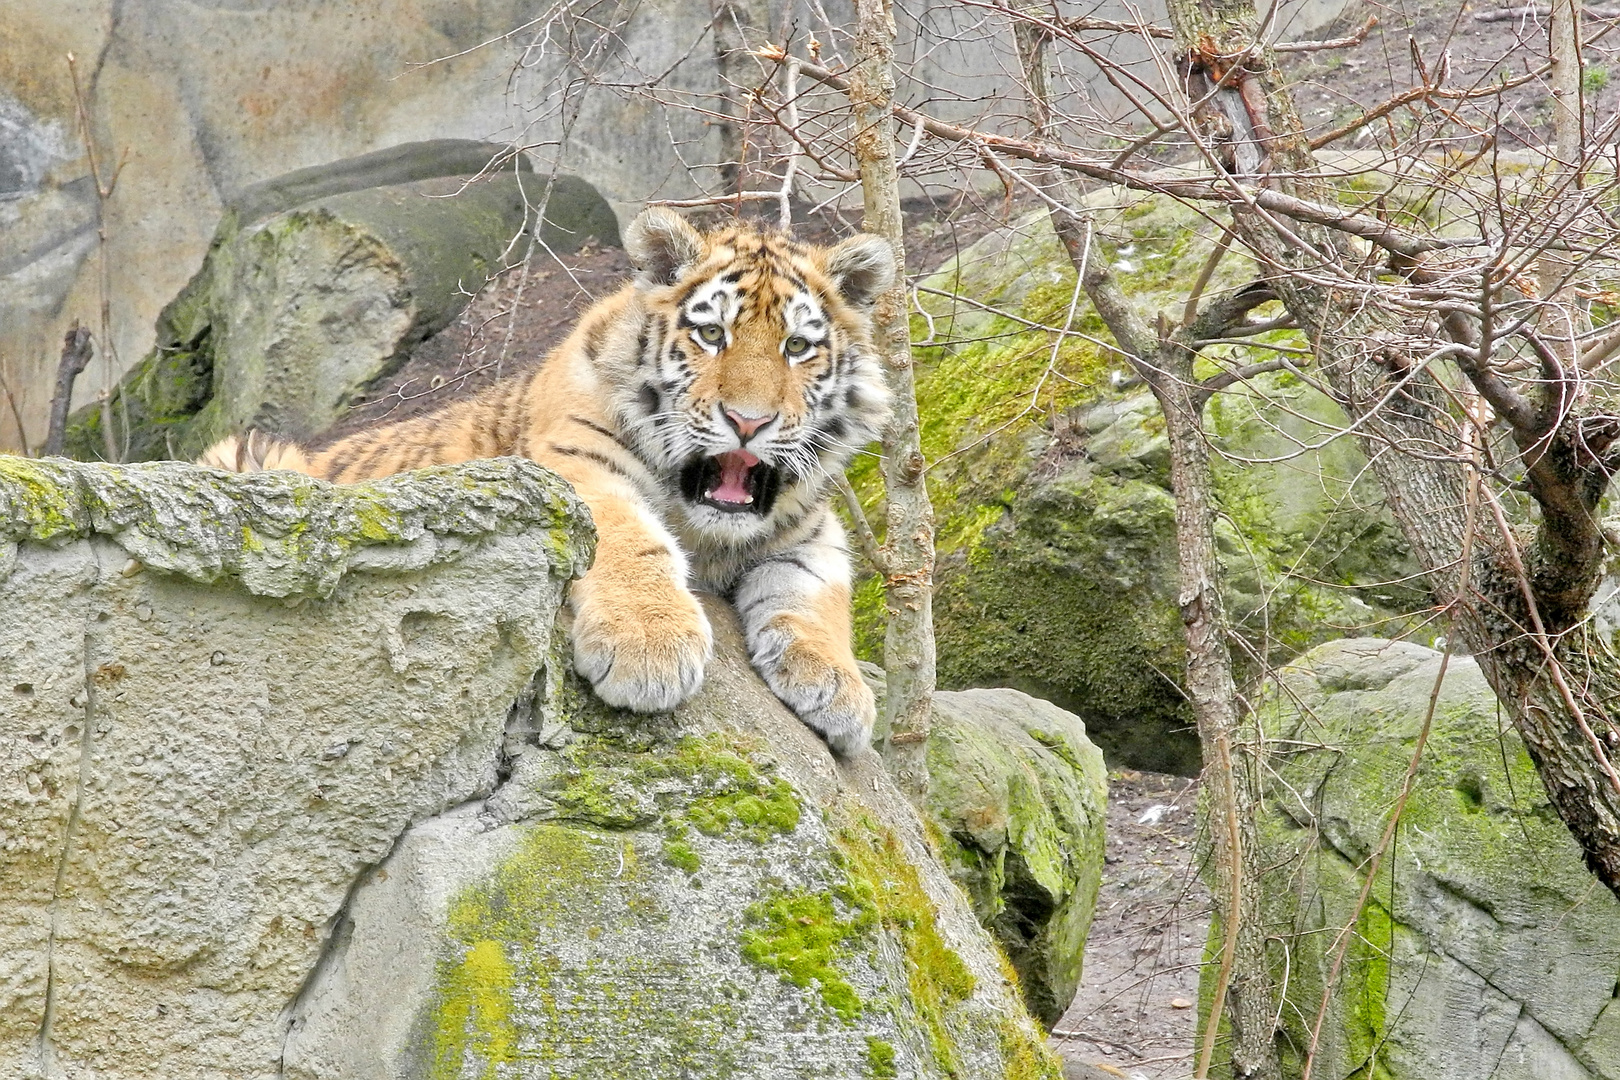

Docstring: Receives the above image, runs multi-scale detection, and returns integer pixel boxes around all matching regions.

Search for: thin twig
[0,357,32,458]
[835,472,888,573]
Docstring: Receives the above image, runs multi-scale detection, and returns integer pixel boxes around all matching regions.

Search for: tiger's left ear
[626,207,706,287]
[824,234,896,308]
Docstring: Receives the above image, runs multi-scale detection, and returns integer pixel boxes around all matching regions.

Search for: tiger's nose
[723,408,776,440]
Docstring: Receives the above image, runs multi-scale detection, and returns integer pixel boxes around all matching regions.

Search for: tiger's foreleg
[552,456,715,713]
[732,514,876,757]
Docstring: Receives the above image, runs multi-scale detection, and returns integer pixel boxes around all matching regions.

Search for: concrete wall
[0,0,1345,455]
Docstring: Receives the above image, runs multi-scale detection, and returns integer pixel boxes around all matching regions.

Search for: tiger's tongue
[709,449,760,504]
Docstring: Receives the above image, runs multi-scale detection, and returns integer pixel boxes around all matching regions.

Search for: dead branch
[1059,12,1378,51]
[46,325,94,457]
[0,358,32,459]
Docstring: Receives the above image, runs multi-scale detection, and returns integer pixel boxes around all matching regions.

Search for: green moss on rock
[1212,639,1620,1080]
[853,201,1420,774]
[740,887,877,1022]
[865,1036,898,1078]
[837,812,977,1074]
[542,732,802,843]
[0,456,594,599]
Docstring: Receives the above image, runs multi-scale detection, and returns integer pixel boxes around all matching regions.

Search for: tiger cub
[200,208,896,756]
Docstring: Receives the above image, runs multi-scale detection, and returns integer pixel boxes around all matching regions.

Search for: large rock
[868,667,1108,1031]
[1225,638,1620,1079]
[61,141,619,462]
[0,455,1058,1079]
[852,205,1421,774]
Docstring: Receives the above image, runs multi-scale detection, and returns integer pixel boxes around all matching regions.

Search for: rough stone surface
[855,205,1421,774]
[1223,638,1620,1079]
[0,455,592,1079]
[0,455,1057,1079]
[868,665,1108,1031]
[62,142,618,461]
[923,690,1107,1030]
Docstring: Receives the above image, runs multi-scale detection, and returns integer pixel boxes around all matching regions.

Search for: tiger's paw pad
[751,635,876,758]
[572,592,713,713]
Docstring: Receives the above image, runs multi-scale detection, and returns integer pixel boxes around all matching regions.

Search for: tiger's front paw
[750,622,876,757]
[571,583,713,713]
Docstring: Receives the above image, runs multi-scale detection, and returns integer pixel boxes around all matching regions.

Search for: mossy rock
[851,204,1423,774]
[280,608,1060,1079]
[866,667,1107,1031]
[61,141,618,462]
[1204,639,1620,1079]
[1,455,1054,1079]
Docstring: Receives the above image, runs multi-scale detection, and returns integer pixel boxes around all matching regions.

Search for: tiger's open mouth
[680,449,782,516]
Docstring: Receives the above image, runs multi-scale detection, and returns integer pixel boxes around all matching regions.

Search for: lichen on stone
[542,732,802,844]
[0,455,594,598]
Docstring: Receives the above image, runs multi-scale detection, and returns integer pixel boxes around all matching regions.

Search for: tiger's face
[616,210,895,545]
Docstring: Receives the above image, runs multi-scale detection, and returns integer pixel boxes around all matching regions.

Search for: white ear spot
[625,208,706,286]
[824,234,896,308]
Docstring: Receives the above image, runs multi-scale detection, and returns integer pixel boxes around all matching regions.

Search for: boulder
[0,455,1058,1079]
[61,141,619,462]
[868,666,1109,1030]
[852,204,1421,774]
[1224,638,1620,1079]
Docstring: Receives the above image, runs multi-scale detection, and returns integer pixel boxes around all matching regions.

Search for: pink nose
[724,408,776,439]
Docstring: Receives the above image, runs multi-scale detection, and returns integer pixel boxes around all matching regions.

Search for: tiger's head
[613,208,895,544]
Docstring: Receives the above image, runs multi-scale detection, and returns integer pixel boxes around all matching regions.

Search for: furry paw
[749,622,876,757]
[571,584,713,712]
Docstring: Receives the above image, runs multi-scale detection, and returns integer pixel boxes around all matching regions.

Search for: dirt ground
[1054,771,1208,1080]
[1284,0,1613,153]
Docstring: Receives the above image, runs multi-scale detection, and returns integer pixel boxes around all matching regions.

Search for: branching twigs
[67,50,128,464]
[789,56,1473,260]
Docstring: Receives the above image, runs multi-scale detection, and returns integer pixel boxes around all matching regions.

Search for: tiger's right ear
[625,208,705,287]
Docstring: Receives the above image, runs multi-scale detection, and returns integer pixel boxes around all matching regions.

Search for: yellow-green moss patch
[836,813,977,1073]
[739,886,877,1022]
[865,1035,898,1077]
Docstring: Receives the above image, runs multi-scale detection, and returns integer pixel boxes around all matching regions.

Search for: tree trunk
[1163,0,1620,897]
[1018,5,1280,1063]
[849,0,936,798]
[1048,207,1280,1078]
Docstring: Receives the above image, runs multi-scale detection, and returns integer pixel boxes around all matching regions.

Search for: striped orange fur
[199,208,895,755]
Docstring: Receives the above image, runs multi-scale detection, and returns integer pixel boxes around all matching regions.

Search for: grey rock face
[1232,638,1620,1080]
[923,689,1107,1029]
[61,142,618,461]
[0,455,591,1079]
[0,456,1057,1079]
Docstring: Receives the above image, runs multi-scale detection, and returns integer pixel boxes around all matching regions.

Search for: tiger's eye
[784,335,811,356]
[698,324,726,345]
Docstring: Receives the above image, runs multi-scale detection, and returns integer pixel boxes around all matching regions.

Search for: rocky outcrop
[1231,638,1620,1080]
[61,141,618,462]
[868,666,1108,1031]
[855,206,1421,774]
[0,456,1059,1079]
